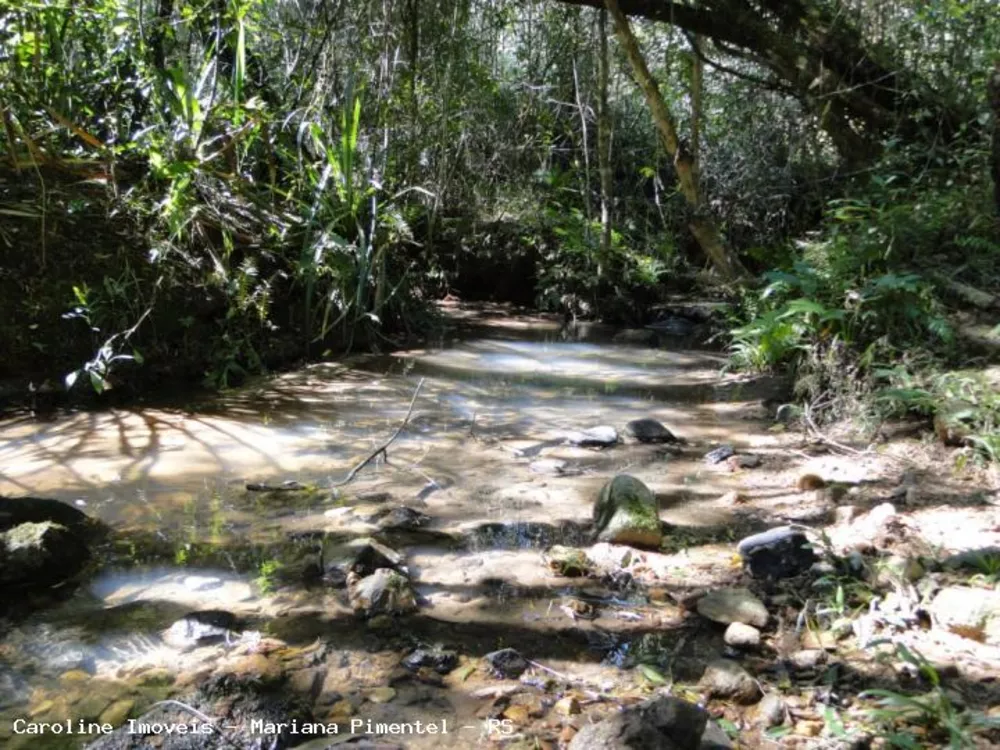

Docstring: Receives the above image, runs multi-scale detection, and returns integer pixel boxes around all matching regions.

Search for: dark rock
[727,454,762,470]
[401,647,458,674]
[593,475,662,549]
[703,445,735,465]
[0,495,94,533]
[700,721,735,749]
[625,418,681,444]
[737,526,817,580]
[0,665,30,709]
[0,521,90,590]
[245,480,307,492]
[163,610,237,650]
[566,425,619,448]
[613,328,659,346]
[567,694,709,750]
[647,315,698,338]
[348,568,417,617]
[700,659,761,704]
[324,537,407,579]
[374,507,432,532]
[483,648,529,679]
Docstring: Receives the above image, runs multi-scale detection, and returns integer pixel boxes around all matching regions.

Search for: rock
[723,622,761,649]
[699,659,761,704]
[373,507,431,532]
[183,575,223,591]
[349,569,417,617]
[625,418,681,444]
[566,425,619,448]
[752,693,786,728]
[401,647,458,674]
[323,537,407,583]
[700,720,734,749]
[648,315,698,338]
[0,666,30,709]
[483,648,529,679]
[99,699,134,727]
[567,694,709,750]
[737,526,817,580]
[0,521,91,591]
[544,546,594,577]
[930,586,1000,644]
[0,496,95,533]
[162,610,237,650]
[555,696,581,716]
[726,454,762,470]
[788,649,826,670]
[593,475,662,549]
[934,401,975,446]
[87,674,313,750]
[703,445,735,465]
[697,588,769,628]
[529,458,569,475]
[719,491,750,505]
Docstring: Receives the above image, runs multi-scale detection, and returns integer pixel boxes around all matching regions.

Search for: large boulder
[593,475,662,549]
[0,520,90,590]
[0,495,94,532]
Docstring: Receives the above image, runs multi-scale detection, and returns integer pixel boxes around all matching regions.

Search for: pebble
[723,622,761,649]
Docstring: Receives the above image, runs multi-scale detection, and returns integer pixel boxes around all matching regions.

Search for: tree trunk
[604,0,746,280]
[597,9,613,256]
[988,62,1000,218]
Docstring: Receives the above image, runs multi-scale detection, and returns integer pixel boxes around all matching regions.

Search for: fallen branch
[330,378,425,487]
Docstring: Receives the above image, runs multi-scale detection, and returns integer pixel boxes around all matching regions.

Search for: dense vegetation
[2,0,999,449]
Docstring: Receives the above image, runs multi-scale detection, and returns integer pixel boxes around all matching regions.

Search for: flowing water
[0,304,800,749]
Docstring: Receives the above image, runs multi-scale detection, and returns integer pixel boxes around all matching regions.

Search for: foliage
[862,643,1000,748]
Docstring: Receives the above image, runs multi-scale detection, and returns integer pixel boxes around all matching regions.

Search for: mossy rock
[592,475,662,549]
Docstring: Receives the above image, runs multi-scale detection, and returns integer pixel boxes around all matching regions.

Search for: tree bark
[988,62,1000,218]
[604,0,746,280]
[597,9,613,256]
[554,0,967,166]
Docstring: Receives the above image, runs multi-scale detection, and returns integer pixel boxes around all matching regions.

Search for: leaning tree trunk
[988,62,1000,218]
[604,0,746,280]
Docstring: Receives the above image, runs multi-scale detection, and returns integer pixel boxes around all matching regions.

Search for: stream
[0,304,806,749]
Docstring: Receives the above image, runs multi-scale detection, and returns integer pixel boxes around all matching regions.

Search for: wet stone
[737,526,817,580]
[401,647,458,675]
[697,588,769,628]
[625,418,680,444]
[483,648,529,679]
[704,444,735,465]
[162,610,237,650]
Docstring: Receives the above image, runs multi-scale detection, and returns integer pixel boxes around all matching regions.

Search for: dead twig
[330,377,425,487]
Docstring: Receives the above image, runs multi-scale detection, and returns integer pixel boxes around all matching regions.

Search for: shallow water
[0,307,793,748]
